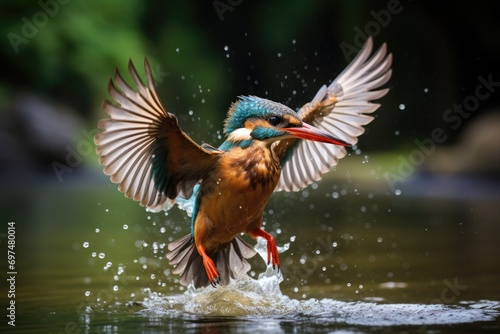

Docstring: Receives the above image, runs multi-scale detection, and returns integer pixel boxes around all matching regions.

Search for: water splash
[141,285,498,326]
[139,239,499,326]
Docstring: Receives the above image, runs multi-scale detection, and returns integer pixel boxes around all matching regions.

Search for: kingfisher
[94,37,392,288]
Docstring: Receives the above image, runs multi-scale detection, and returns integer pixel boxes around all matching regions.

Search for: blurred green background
[1,0,500,180]
[1,1,500,332]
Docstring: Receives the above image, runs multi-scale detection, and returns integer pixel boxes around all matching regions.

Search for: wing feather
[275,37,392,192]
[95,58,222,211]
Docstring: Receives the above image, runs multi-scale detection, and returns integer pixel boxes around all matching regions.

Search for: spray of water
[139,238,499,326]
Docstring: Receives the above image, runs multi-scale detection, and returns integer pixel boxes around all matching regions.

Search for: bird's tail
[166,234,257,288]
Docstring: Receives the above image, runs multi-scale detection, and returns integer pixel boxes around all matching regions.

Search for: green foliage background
[1,0,499,171]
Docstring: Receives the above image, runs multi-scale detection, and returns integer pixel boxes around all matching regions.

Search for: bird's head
[222,96,351,148]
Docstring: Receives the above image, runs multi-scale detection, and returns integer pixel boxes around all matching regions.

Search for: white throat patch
[227,127,252,142]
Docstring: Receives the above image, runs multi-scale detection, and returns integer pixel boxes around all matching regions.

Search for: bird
[94,37,392,289]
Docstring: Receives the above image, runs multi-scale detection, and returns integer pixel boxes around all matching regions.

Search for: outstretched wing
[274,37,392,192]
[94,58,221,212]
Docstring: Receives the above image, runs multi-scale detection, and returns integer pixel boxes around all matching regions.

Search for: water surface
[2,171,500,333]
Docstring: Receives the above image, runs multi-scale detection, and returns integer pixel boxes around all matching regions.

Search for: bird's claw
[199,245,220,288]
[266,236,280,270]
[210,276,220,288]
[268,262,281,273]
[250,228,281,272]
[205,265,220,287]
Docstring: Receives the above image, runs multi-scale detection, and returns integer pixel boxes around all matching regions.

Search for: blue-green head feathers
[219,96,303,150]
[223,96,298,134]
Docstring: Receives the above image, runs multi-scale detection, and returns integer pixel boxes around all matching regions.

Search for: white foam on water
[139,238,499,326]
[141,282,499,326]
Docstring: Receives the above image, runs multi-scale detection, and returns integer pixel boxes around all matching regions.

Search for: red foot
[250,228,280,269]
[197,245,220,287]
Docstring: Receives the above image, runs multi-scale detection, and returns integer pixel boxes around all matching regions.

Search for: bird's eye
[268,116,281,126]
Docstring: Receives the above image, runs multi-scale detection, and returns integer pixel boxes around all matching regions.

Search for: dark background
[1,3,500,331]
[1,0,499,179]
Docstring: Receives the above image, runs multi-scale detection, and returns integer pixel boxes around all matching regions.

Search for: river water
[2,170,500,333]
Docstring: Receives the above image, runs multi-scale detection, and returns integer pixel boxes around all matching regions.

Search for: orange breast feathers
[193,144,281,251]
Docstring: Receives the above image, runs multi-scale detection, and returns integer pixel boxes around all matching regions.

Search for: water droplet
[95,228,100,233]
[332,242,338,248]
[277,52,282,58]
[395,189,402,196]
[85,291,91,297]
[290,235,296,242]
[377,237,383,243]
[424,87,429,93]
[395,130,400,136]
[123,224,128,230]
[82,242,89,248]
[175,48,180,53]
[113,285,119,291]
[399,104,406,110]
[223,45,229,51]
[98,253,105,259]
[347,282,352,287]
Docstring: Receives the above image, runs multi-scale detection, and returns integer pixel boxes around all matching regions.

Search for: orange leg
[197,245,220,287]
[249,228,280,269]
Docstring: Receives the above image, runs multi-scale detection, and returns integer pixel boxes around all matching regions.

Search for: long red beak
[283,123,352,146]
